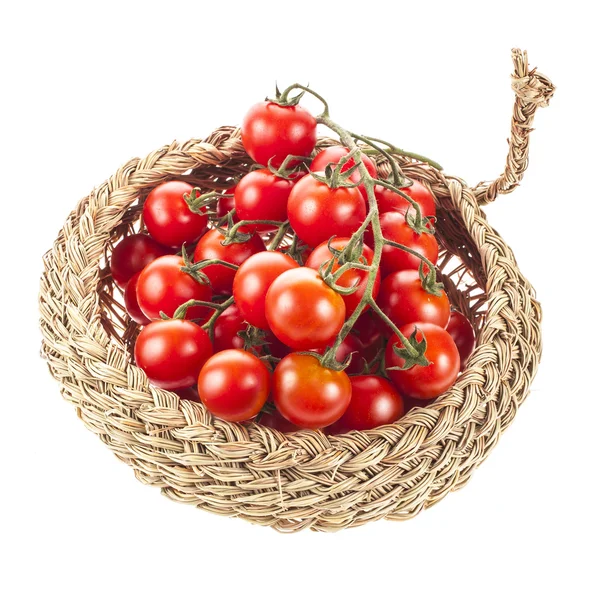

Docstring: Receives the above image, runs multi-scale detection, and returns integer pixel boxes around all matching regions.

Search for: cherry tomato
[256,409,300,433]
[287,174,367,248]
[352,310,388,349]
[143,181,208,248]
[315,332,366,375]
[385,323,460,400]
[134,319,213,390]
[136,255,212,321]
[241,101,317,167]
[273,353,352,428]
[110,233,170,289]
[446,311,476,370]
[265,267,346,350]
[124,272,150,325]
[174,386,201,402]
[372,211,438,275]
[197,349,271,422]
[375,180,436,217]
[327,375,404,434]
[379,270,450,329]
[233,251,299,329]
[216,186,238,222]
[310,146,378,201]
[305,237,380,316]
[193,228,265,294]
[234,169,297,231]
[213,304,247,353]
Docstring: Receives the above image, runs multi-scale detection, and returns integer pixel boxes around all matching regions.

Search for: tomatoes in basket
[234,169,297,231]
[134,319,213,390]
[265,267,346,350]
[379,269,450,329]
[273,353,352,429]
[110,233,170,289]
[305,237,380,316]
[197,349,271,422]
[374,211,439,275]
[446,310,476,370]
[193,228,265,295]
[310,146,377,201]
[327,375,405,434]
[385,323,460,400]
[124,272,150,325]
[287,174,367,248]
[136,255,212,321]
[233,251,299,329]
[241,101,317,167]
[143,181,208,248]
[375,180,436,218]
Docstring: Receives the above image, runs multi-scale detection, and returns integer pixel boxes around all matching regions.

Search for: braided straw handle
[474,49,555,205]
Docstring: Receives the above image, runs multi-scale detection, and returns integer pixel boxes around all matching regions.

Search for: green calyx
[388,326,431,371]
[419,262,444,297]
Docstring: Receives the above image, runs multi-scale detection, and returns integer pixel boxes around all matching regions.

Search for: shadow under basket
[39,49,554,532]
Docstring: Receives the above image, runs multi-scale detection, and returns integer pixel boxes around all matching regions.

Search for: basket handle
[474,49,555,205]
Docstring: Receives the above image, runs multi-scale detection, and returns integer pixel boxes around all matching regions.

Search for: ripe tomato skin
[216,186,238,222]
[233,251,299,329]
[287,174,367,248]
[197,349,271,422]
[315,332,368,375]
[265,267,346,351]
[110,233,170,289]
[375,180,436,218]
[124,272,150,325]
[213,304,247,353]
[234,169,297,232]
[136,255,212,321]
[256,409,300,433]
[241,101,317,167]
[352,310,388,348]
[385,323,460,400]
[305,237,380,316]
[446,311,476,370]
[143,181,208,248]
[134,319,213,390]
[373,211,439,275]
[327,376,404,434]
[309,147,378,201]
[273,353,352,428]
[379,270,450,329]
[192,228,265,295]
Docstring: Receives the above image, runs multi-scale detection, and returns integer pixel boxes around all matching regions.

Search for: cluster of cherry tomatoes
[110,91,476,433]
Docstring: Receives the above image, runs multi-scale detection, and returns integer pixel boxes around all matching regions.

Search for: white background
[1,1,599,598]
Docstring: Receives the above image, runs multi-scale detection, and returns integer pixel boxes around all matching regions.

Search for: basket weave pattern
[39,50,553,532]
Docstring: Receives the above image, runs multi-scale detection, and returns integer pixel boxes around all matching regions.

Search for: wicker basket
[39,49,554,532]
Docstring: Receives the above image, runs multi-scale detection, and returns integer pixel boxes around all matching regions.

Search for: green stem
[279,84,330,117]
[362,135,443,171]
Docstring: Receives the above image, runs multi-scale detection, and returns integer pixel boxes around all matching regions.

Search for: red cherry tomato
[305,237,380,316]
[134,319,213,390]
[446,311,476,370]
[385,323,460,400]
[375,180,436,217]
[193,228,265,295]
[265,267,346,350]
[216,186,238,222]
[174,386,201,402]
[110,233,170,289]
[124,272,150,325]
[327,375,404,434]
[373,211,439,276]
[197,349,271,422]
[352,310,388,349]
[315,332,366,375]
[213,304,247,353]
[143,181,208,248]
[287,174,367,248]
[136,255,212,321]
[273,353,352,428]
[379,270,450,329]
[241,101,317,167]
[233,251,299,329]
[310,146,378,201]
[256,409,300,433]
[234,169,297,232]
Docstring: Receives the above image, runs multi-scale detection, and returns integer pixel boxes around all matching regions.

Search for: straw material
[39,49,553,532]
